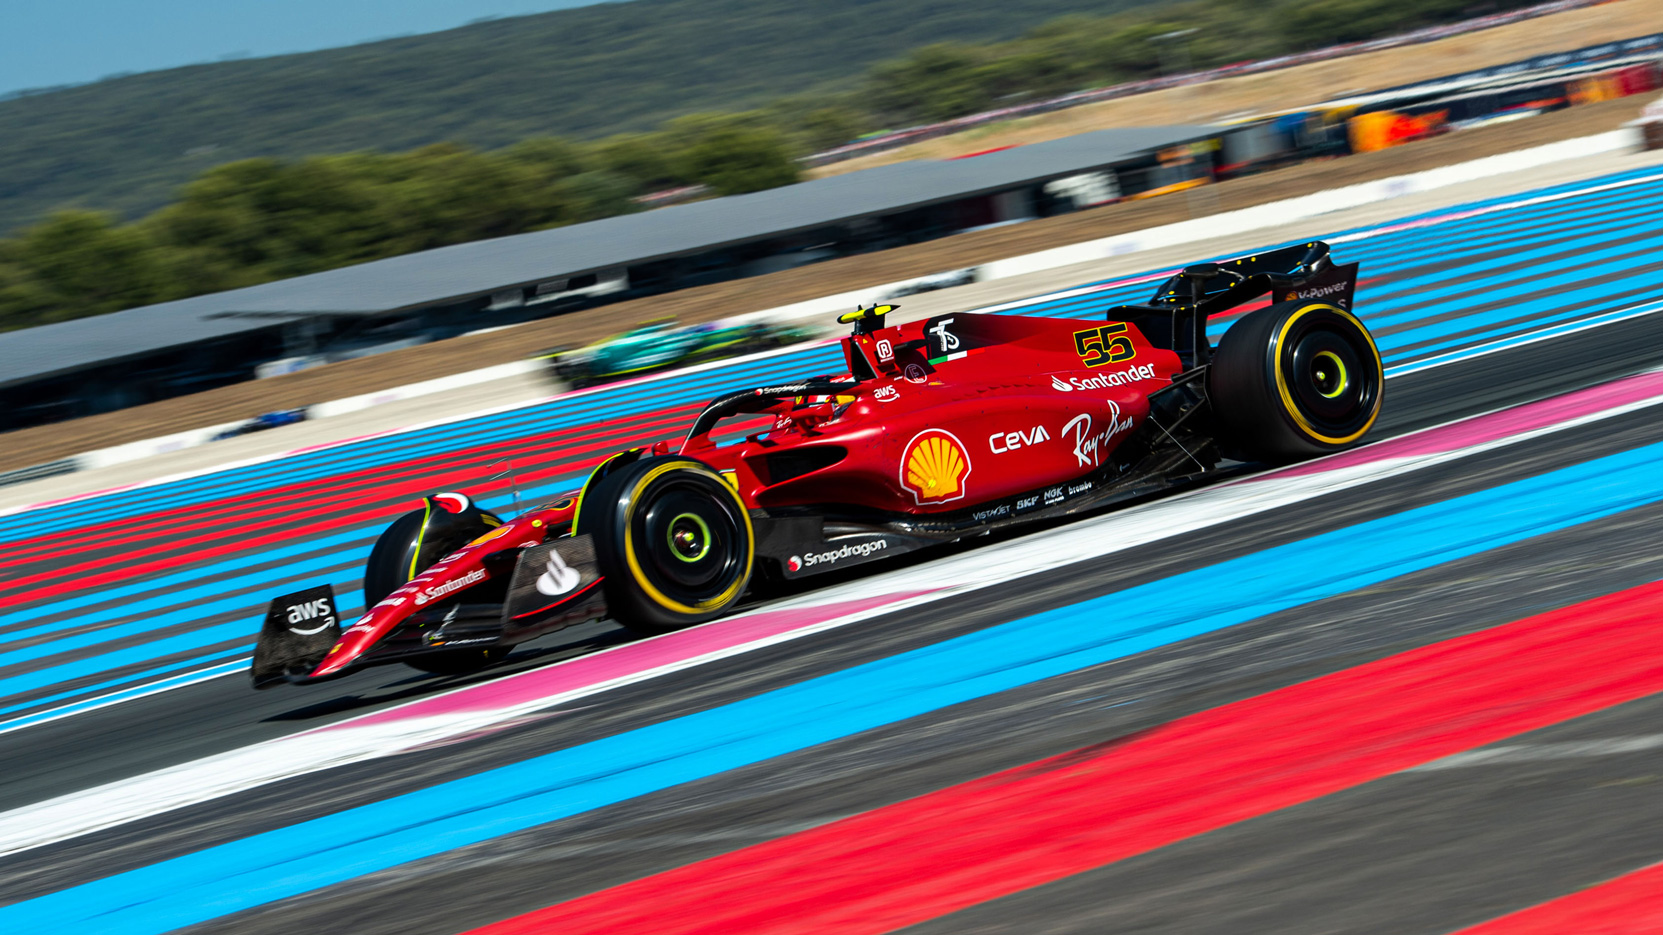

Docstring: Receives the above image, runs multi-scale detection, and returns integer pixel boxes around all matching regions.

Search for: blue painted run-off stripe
[6,169,1663,726]
[12,437,1663,935]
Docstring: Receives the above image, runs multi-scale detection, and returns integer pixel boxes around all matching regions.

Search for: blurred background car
[538,318,823,389]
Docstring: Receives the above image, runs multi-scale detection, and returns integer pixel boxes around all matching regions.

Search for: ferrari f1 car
[253,241,1382,687]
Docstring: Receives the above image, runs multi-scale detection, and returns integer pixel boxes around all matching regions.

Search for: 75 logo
[1072,323,1136,368]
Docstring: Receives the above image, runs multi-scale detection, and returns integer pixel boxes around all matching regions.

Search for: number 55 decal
[1073,323,1136,368]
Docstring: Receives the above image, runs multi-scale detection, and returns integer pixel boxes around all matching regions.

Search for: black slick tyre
[363,499,502,606]
[362,509,430,608]
[578,456,754,634]
[1209,301,1383,462]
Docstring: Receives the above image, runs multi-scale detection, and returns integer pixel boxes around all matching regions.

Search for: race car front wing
[252,535,607,688]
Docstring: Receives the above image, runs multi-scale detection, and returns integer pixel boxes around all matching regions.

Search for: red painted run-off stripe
[1452,861,1663,934]
[0,413,698,611]
[468,579,1663,935]
[0,405,696,574]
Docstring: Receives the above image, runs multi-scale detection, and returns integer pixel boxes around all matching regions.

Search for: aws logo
[285,598,336,635]
[901,429,971,505]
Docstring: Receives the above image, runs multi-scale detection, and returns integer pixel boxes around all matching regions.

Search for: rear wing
[1102,241,1358,369]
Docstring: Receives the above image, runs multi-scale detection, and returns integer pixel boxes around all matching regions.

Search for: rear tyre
[579,456,754,634]
[1209,302,1383,462]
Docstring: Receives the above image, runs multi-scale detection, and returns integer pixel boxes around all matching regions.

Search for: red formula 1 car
[253,241,1382,687]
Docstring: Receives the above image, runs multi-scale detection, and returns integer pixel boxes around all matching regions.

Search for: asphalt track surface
[4,164,1663,933]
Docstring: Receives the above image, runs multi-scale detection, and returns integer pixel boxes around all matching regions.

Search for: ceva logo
[989,425,1051,454]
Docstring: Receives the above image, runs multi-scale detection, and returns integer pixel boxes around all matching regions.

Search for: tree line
[0,0,1135,236]
[0,0,1547,333]
[0,116,800,331]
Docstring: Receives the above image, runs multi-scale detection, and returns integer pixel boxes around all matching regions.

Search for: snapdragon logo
[788,538,890,572]
[413,568,486,605]
[1050,364,1157,393]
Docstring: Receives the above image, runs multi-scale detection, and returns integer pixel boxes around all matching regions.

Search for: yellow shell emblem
[466,525,514,547]
[901,430,971,504]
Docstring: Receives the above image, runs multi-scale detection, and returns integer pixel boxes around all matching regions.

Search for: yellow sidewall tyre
[363,501,502,608]
[581,456,754,634]
[1209,302,1383,462]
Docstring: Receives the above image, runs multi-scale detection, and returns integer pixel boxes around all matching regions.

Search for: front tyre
[1209,302,1383,462]
[363,497,502,607]
[360,494,507,675]
[580,456,754,634]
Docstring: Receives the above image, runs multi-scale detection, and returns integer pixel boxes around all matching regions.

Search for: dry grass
[813,0,1663,177]
[0,94,1652,471]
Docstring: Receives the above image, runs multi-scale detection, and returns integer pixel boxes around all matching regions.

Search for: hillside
[0,0,1153,234]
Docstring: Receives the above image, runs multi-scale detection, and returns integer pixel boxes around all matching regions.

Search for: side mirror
[838,303,898,335]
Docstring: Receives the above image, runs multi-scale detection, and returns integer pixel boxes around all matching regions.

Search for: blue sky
[2,0,609,96]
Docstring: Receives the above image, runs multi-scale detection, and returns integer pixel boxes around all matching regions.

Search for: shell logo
[900,429,971,505]
[467,524,514,547]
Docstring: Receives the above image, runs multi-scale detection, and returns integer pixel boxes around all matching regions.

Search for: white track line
[1411,735,1663,771]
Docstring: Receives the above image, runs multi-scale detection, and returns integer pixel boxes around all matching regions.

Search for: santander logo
[1050,365,1157,393]
[535,550,582,596]
[413,567,486,606]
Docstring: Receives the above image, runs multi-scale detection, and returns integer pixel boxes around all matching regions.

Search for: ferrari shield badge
[901,429,971,504]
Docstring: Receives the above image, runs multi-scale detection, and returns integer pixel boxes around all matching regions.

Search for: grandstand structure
[0,124,1220,430]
